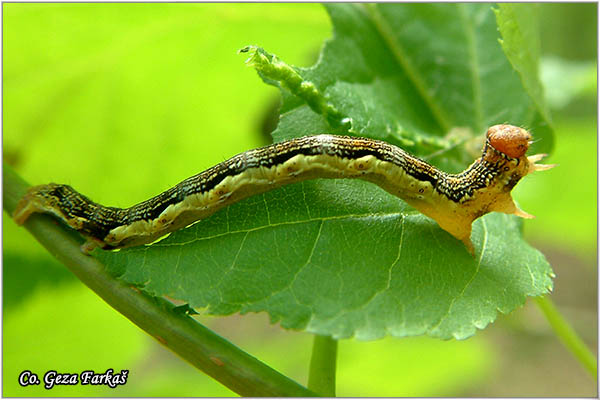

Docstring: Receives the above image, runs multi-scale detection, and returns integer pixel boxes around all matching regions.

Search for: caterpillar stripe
[13,124,553,254]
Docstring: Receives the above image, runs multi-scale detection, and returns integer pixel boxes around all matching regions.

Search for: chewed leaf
[239,45,351,130]
[96,4,554,340]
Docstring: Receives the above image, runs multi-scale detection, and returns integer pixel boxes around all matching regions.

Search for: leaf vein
[362,3,451,131]
[429,218,488,334]
[459,3,484,132]
[153,211,412,247]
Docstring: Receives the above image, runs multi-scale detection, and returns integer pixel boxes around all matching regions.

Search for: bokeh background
[3,3,597,396]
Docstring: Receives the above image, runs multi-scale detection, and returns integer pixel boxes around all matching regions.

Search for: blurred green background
[3,3,597,397]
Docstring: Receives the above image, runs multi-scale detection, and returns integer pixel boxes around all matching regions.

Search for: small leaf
[98,4,554,340]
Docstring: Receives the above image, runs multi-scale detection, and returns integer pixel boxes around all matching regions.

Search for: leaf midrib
[458,3,485,133]
[139,210,411,249]
[361,3,452,133]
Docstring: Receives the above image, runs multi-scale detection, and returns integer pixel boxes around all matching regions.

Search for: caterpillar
[13,124,553,254]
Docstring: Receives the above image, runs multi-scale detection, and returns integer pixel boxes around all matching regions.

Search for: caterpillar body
[13,124,553,254]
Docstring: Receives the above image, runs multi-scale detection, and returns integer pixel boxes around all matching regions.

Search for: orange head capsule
[486,124,532,158]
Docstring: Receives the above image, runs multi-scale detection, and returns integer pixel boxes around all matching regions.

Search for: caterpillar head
[486,124,532,159]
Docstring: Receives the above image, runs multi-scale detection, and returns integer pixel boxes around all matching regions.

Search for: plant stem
[535,295,597,378]
[3,164,316,397]
[308,334,338,396]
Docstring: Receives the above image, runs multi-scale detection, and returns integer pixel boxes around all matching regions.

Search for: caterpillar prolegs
[13,124,554,254]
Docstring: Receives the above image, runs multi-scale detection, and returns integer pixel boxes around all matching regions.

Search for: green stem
[3,164,316,397]
[308,334,338,396]
[535,296,597,378]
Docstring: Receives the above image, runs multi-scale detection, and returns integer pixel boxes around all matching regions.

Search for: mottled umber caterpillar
[13,124,553,254]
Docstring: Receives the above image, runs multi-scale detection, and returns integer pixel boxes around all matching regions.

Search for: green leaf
[97,3,554,340]
[494,3,554,152]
